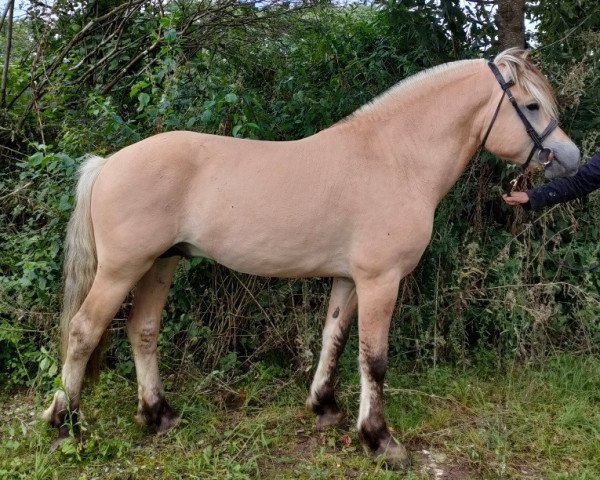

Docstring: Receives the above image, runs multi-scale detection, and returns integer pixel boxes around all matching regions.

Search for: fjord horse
[44,48,580,468]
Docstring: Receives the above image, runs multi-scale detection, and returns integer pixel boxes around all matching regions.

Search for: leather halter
[481,61,558,170]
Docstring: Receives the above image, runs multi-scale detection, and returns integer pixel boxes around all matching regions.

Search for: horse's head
[481,48,580,179]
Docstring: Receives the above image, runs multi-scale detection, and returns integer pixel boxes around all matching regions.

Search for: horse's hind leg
[43,262,150,443]
[126,257,180,433]
[307,277,357,429]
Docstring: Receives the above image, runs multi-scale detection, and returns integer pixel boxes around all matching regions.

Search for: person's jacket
[527,149,600,210]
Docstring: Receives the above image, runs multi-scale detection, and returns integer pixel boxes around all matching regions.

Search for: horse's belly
[183,226,349,278]
[178,198,349,278]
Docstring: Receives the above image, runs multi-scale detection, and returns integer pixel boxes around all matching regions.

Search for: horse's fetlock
[310,384,339,416]
[137,396,179,433]
[43,394,80,435]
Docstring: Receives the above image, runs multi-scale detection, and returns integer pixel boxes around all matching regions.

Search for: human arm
[502,149,600,210]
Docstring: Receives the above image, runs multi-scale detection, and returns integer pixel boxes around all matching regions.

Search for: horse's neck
[345,61,491,206]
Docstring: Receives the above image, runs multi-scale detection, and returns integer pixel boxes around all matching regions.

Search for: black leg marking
[364,351,387,384]
[312,384,339,416]
[139,397,179,433]
[47,400,80,432]
[357,350,410,469]
[359,411,390,452]
[359,351,389,452]
[311,326,351,417]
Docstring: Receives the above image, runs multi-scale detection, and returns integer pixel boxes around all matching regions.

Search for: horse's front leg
[356,272,410,470]
[307,277,357,429]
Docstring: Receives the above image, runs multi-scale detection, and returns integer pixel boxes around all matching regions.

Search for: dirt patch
[411,442,478,480]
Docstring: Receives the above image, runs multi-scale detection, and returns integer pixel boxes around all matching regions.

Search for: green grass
[1,354,600,479]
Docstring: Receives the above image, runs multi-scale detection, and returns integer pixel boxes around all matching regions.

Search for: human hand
[502,191,529,206]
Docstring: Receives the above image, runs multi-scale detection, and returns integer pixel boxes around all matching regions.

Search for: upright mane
[494,48,558,119]
[347,59,480,121]
[346,49,558,124]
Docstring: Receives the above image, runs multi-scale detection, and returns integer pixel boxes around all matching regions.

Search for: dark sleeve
[527,149,600,210]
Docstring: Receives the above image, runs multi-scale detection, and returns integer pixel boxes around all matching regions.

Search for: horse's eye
[526,103,540,111]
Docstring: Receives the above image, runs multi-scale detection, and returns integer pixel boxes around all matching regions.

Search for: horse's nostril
[539,148,554,166]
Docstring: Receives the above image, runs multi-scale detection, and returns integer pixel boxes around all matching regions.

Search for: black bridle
[481,61,558,171]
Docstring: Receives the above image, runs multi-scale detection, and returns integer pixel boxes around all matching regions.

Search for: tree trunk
[0,0,15,108]
[497,0,525,50]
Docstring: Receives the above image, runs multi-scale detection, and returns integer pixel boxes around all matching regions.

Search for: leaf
[59,194,72,211]
[232,124,243,137]
[130,81,149,98]
[200,110,212,123]
[186,116,198,128]
[28,152,44,166]
[224,93,238,103]
[40,357,49,371]
[164,28,177,43]
[138,92,151,108]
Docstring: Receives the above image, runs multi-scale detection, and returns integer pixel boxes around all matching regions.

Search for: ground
[1,354,600,479]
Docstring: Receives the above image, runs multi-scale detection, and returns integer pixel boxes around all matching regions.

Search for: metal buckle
[537,148,554,167]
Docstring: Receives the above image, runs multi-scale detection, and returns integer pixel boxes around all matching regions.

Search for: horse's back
[90,130,356,277]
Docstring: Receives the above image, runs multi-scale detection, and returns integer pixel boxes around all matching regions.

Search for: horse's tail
[61,155,108,379]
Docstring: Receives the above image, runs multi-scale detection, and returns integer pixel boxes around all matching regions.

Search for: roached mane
[494,48,559,119]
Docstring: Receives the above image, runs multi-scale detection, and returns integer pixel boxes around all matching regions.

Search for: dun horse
[44,49,580,468]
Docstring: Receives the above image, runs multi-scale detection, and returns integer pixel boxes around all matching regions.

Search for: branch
[0,0,11,31]
[69,6,136,72]
[100,37,163,94]
[51,0,144,72]
[70,35,148,86]
[538,7,600,51]
[9,1,144,118]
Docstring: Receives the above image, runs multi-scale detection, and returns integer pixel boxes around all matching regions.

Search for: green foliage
[1,147,78,389]
[0,0,599,394]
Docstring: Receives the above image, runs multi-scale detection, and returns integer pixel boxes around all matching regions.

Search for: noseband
[481,61,558,170]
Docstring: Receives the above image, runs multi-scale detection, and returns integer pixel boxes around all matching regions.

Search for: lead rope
[508,170,534,236]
